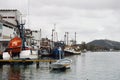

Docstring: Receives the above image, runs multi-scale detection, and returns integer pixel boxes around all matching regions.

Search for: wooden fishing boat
[6,36,22,57]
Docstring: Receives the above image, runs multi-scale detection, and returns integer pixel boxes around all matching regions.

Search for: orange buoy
[7,36,22,57]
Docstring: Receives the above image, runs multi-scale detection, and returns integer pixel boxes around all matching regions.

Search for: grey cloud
[32,0,120,9]
[0,0,120,43]
[0,0,28,14]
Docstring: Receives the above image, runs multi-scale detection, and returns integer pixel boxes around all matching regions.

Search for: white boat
[64,48,81,55]
[20,50,38,59]
[3,49,38,60]
[50,58,72,70]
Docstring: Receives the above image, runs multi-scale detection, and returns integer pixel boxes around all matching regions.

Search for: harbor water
[0,52,120,80]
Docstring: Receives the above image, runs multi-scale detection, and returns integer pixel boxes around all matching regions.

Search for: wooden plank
[0,59,56,63]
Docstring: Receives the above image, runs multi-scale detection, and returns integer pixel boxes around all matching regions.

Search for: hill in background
[86,39,120,51]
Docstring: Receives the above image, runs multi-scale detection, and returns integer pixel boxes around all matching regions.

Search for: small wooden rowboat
[50,58,72,70]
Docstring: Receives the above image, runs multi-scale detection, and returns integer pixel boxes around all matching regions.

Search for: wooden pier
[0,59,57,66]
[0,59,56,63]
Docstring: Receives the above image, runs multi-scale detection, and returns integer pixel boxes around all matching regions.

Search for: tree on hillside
[80,41,87,51]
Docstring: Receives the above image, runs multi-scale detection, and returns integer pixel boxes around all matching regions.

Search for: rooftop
[0,9,17,11]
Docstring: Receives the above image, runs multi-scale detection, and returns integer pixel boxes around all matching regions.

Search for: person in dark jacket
[53,46,59,59]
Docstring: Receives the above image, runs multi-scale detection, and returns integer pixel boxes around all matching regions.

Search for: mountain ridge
[87,39,120,50]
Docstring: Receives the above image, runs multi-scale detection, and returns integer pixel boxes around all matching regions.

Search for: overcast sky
[0,0,120,43]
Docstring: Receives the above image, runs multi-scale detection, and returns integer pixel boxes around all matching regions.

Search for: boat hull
[50,59,72,70]
[3,50,38,60]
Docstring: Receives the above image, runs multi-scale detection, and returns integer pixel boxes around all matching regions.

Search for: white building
[0,18,16,51]
[0,9,21,25]
[0,9,21,51]
[31,30,41,48]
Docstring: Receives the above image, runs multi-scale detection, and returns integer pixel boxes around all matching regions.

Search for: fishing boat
[40,46,52,57]
[64,48,81,55]
[64,45,81,55]
[40,38,52,57]
[20,49,38,59]
[3,39,38,60]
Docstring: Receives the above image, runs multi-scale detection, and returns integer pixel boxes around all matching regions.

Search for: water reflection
[8,65,21,80]
[0,52,120,80]
[50,68,71,73]
[0,65,33,80]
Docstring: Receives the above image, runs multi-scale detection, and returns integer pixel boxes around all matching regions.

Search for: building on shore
[0,9,45,51]
[0,9,21,51]
[0,9,21,25]
[31,30,41,48]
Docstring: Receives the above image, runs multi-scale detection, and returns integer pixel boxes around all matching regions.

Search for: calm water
[0,52,120,80]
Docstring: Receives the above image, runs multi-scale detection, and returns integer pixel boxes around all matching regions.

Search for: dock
[0,59,57,66]
[0,59,56,63]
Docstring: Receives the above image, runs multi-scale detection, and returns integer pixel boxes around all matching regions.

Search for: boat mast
[66,32,69,45]
[39,28,41,48]
[64,32,66,45]
[51,29,54,49]
[75,32,76,45]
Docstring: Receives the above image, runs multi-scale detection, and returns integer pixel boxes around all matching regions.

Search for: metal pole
[21,24,25,50]
[66,32,69,45]
[39,28,41,48]
[75,32,76,45]
[51,29,54,49]
[56,32,58,42]
[53,24,56,42]
[64,32,66,45]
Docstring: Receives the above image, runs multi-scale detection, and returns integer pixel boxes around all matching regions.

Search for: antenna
[64,32,66,45]
[56,32,58,42]
[27,0,30,28]
[75,32,76,44]
[66,32,69,45]
[54,23,56,31]
[40,28,41,47]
